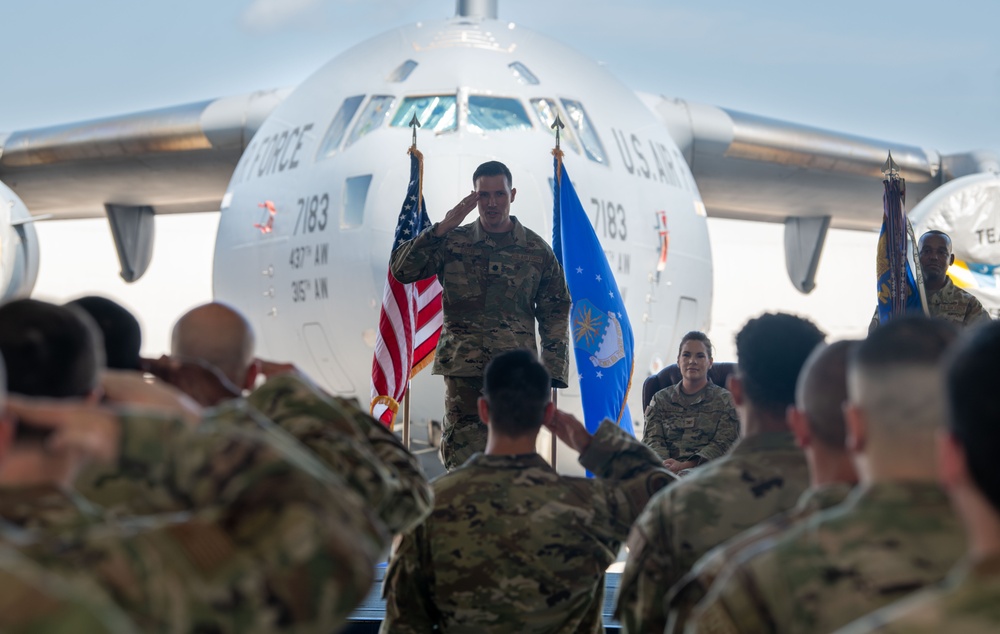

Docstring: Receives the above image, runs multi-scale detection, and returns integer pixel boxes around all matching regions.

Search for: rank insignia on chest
[680,417,696,429]
[489,260,502,274]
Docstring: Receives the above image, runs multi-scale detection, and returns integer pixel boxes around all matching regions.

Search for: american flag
[370,149,443,427]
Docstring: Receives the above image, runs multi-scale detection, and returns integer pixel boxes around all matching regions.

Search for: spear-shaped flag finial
[550,115,565,150]
[882,150,899,177]
[409,114,422,149]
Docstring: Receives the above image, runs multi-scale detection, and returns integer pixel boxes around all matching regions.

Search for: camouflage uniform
[390,217,571,469]
[689,482,966,634]
[665,483,853,634]
[0,544,135,633]
[642,383,739,464]
[78,372,432,535]
[615,431,809,634]
[381,421,676,633]
[868,277,992,332]
[3,411,389,632]
[442,375,487,469]
[836,555,1000,634]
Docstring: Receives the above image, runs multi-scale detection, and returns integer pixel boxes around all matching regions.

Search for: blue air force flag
[553,158,635,436]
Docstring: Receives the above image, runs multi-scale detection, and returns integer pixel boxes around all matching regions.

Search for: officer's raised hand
[433,190,480,236]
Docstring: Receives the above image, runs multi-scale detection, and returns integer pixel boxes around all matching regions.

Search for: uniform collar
[928,276,956,299]
[668,382,714,406]
[845,481,950,510]
[795,482,854,514]
[463,452,552,471]
[730,431,799,456]
[469,216,528,246]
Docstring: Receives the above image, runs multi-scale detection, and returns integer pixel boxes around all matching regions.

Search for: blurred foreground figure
[691,317,966,633]
[80,301,433,536]
[382,350,675,633]
[0,299,389,631]
[616,313,822,633]
[665,340,859,633]
[0,351,136,633]
[839,321,1000,633]
[66,295,143,371]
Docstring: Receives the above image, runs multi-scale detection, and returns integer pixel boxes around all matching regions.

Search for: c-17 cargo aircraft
[1,0,997,471]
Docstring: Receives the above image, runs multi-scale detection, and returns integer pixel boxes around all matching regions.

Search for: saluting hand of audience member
[543,410,593,455]
[254,358,299,381]
[101,369,201,425]
[145,356,241,407]
[5,396,122,466]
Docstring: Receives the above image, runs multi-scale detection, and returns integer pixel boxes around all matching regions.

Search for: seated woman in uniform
[642,331,739,473]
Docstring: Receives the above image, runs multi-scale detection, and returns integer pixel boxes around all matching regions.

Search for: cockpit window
[560,99,608,165]
[387,60,418,83]
[508,62,539,85]
[467,96,532,133]
[317,95,364,159]
[391,95,457,133]
[345,95,396,148]
[530,98,581,155]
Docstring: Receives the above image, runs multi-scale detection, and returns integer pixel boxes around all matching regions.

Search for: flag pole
[550,388,558,467]
[401,114,423,451]
[403,387,411,450]
[549,114,566,469]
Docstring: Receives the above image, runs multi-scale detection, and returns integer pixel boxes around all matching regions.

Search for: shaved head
[848,317,957,436]
[796,340,855,449]
[171,303,255,387]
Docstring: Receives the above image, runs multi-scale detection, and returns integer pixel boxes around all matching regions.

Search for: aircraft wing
[0,89,289,220]
[640,92,999,232]
[640,93,1000,292]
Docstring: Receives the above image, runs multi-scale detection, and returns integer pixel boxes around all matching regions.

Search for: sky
[4,0,999,359]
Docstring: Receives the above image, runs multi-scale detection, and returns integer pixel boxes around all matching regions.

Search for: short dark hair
[66,296,142,370]
[945,321,1000,511]
[678,331,713,359]
[919,230,952,250]
[852,316,957,371]
[0,299,103,398]
[735,313,825,418]
[472,161,512,188]
[483,350,550,436]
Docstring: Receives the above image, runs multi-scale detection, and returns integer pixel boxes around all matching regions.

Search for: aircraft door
[670,297,699,355]
[302,323,356,394]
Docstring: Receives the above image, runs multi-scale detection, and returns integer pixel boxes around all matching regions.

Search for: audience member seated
[691,316,967,633]
[381,350,676,633]
[0,351,137,633]
[839,321,1000,633]
[0,298,388,631]
[665,339,859,633]
[66,295,143,371]
[642,361,736,412]
[642,331,739,473]
[616,312,822,633]
[139,302,432,535]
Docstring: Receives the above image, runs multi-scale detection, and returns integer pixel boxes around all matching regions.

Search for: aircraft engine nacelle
[0,180,40,301]
[909,172,1000,314]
